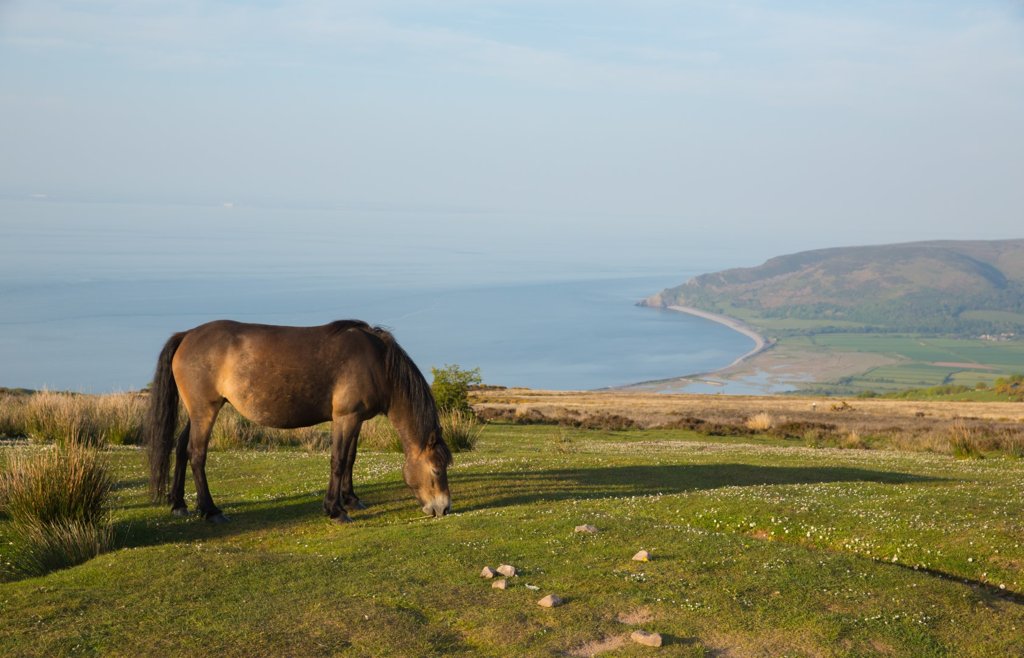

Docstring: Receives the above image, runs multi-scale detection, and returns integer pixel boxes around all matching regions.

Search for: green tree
[430,364,482,413]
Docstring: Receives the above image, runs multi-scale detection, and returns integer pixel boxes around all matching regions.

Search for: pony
[144,320,451,523]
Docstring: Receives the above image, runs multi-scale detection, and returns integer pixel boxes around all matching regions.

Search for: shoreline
[614,304,773,390]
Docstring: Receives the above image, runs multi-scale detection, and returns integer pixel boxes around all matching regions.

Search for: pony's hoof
[331,513,353,524]
[207,513,230,524]
[345,499,367,511]
[171,506,189,518]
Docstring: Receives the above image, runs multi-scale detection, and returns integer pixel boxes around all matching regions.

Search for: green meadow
[3,425,1023,656]
[785,334,1024,396]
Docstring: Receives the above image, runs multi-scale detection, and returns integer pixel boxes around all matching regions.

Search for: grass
[2,424,1023,656]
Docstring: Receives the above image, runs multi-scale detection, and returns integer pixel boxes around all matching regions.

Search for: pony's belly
[226,391,330,429]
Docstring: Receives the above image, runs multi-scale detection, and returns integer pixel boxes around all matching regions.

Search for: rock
[480,566,496,579]
[574,524,598,534]
[496,564,517,577]
[492,578,508,590]
[537,594,564,608]
[630,630,663,647]
[632,550,651,562]
[525,583,540,591]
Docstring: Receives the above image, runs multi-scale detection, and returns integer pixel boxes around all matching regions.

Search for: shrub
[440,409,482,453]
[359,416,402,452]
[430,364,482,413]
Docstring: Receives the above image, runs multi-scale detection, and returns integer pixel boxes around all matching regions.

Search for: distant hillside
[645,239,1024,335]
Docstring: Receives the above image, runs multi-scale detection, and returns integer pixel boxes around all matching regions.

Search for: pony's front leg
[324,413,360,522]
[341,418,366,510]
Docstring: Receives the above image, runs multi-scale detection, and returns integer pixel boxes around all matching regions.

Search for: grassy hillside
[3,422,1024,656]
[647,239,1024,336]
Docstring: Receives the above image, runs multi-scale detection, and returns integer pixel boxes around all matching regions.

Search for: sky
[1,1,1023,256]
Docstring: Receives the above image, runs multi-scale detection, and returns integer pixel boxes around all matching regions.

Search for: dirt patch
[615,607,654,625]
[568,634,628,657]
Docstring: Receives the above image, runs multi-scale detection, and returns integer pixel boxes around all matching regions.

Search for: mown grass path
[2,426,1023,656]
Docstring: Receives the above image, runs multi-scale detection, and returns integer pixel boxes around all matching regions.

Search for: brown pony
[144,320,451,523]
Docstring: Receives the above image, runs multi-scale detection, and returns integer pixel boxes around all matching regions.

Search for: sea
[0,199,761,394]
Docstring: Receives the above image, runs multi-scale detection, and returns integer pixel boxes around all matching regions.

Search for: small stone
[537,594,564,608]
[632,550,651,562]
[480,566,496,578]
[574,524,598,534]
[630,630,663,647]
[525,583,540,591]
[497,564,517,577]
[492,578,508,590]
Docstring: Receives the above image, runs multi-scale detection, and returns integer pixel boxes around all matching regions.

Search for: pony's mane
[364,324,452,469]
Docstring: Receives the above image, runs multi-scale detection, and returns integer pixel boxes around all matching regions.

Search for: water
[0,199,756,393]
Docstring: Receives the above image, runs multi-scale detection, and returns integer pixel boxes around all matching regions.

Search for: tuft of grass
[840,430,869,449]
[3,517,113,577]
[948,421,984,459]
[359,416,402,452]
[0,444,113,578]
[94,393,145,445]
[1,444,113,525]
[744,412,775,432]
[439,409,482,452]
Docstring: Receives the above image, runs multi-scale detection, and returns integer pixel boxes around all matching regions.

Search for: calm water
[0,200,756,393]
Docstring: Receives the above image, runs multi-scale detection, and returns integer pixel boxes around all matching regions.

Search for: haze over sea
[1,199,761,394]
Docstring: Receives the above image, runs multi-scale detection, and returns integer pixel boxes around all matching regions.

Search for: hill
[645,239,1024,335]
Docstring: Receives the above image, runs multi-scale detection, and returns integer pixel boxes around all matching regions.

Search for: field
[701,333,1024,397]
[3,408,1024,656]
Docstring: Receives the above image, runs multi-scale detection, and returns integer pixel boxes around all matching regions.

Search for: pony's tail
[145,331,187,502]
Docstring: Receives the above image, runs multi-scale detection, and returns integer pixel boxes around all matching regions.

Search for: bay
[0,200,755,393]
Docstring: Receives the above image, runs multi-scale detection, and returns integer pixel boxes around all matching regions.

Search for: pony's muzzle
[422,494,451,518]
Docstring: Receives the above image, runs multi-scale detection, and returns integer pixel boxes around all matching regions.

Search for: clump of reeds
[0,444,114,577]
[359,416,403,452]
[745,412,775,432]
[440,409,482,453]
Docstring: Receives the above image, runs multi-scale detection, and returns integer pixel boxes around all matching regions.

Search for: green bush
[430,364,481,413]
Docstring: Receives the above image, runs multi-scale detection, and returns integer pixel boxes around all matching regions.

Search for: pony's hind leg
[187,400,229,523]
[169,420,192,516]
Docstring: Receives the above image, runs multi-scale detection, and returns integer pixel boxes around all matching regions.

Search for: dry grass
[0,391,145,447]
[359,416,402,452]
[472,389,1024,456]
[745,412,774,432]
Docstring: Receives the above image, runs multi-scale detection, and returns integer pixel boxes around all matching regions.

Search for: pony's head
[402,434,451,517]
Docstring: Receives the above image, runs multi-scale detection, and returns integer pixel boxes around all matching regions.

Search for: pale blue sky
[2,1,1022,252]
